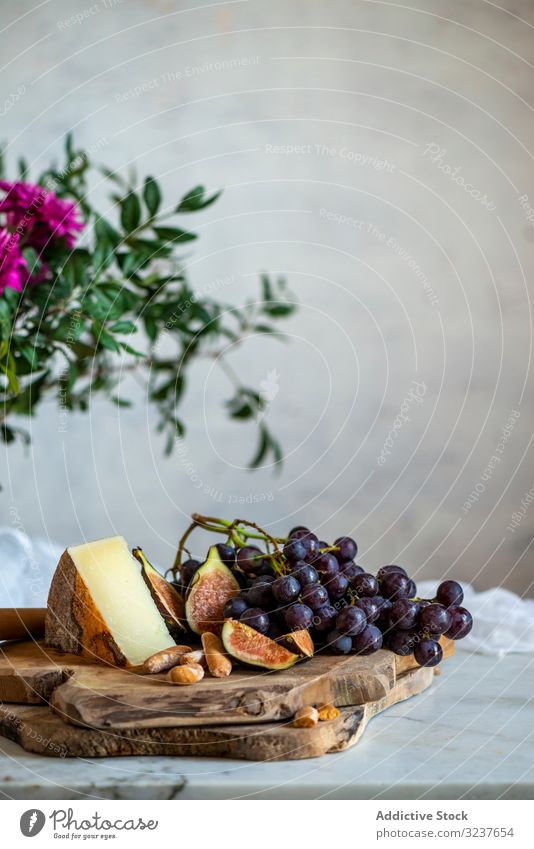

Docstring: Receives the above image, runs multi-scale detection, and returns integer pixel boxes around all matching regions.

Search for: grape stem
[172,512,287,578]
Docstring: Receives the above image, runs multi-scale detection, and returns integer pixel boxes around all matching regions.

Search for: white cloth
[0,527,62,609]
[417,580,534,657]
[0,528,533,656]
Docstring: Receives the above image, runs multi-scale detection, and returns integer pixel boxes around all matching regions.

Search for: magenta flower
[0,230,28,294]
[0,180,83,251]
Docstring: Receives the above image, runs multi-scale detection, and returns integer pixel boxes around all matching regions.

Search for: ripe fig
[185,546,240,635]
[277,629,314,658]
[133,547,186,636]
[221,619,299,670]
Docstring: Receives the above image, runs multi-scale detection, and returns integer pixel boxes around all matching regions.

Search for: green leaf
[16,341,39,369]
[226,387,264,420]
[120,341,144,357]
[143,176,161,217]
[93,218,121,271]
[249,425,269,468]
[65,132,75,161]
[261,274,273,302]
[111,395,132,408]
[144,316,158,342]
[1,353,19,396]
[100,166,128,190]
[249,424,283,469]
[262,302,295,317]
[2,287,20,309]
[176,185,222,213]
[110,320,136,334]
[95,327,121,353]
[18,157,29,179]
[120,192,141,233]
[153,226,197,244]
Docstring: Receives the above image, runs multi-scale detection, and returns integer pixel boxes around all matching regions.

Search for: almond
[291,706,319,728]
[168,663,204,685]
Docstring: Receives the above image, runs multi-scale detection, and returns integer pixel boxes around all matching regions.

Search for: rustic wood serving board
[0,638,453,730]
[0,666,435,761]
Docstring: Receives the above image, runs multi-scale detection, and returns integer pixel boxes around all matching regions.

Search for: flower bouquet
[0,136,295,465]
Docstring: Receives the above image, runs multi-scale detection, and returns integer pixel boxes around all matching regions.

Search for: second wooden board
[0,667,436,761]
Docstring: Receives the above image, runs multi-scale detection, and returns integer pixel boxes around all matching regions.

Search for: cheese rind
[45,536,176,667]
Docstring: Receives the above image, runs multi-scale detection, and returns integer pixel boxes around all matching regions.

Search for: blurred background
[1,0,533,597]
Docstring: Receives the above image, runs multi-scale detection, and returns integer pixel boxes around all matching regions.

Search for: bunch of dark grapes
[185,528,473,669]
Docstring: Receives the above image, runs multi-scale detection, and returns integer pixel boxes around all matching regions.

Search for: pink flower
[0,230,28,294]
[0,180,83,251]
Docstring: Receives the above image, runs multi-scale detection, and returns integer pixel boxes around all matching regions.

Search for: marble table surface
[0,651,532,800]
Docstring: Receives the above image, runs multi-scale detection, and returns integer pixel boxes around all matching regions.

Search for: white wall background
[2,0,534,596]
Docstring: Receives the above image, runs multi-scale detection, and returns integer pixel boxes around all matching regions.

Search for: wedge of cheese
[45,536,176,667]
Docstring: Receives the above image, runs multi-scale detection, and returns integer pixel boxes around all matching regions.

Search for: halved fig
[185,546,240,635]
[133,547,186,636]
[277,629,314,658]
[222,619,299,670]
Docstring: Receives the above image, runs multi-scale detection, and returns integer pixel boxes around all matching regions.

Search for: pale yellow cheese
[68,535,174,666]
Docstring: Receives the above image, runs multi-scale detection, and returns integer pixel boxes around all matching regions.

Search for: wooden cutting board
[0,638,453,730]
[0,666,435,761]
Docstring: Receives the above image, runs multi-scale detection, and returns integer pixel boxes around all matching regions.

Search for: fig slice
[222,619,299,670]
[133,547,186,636]
[277,629,314,658]
[185,546,240,635]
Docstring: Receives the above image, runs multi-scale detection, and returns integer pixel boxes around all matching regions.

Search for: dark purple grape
[387,629,416,656]
[316,540,329,551]
[341,561,364,579]
[236,546,263,574]
[407,579,417,598]
[301,583,329,611]
[377,564,408,580]
[352,624,383,655]
[272,575,301,605]
[380,571,411,600]
[288,526,310,538]
[216,543,236,566]
[291,562,319,587]
[285,603,314,631]
[336,606,367,636]
[291,528,319,563]
[300,534,320,564]
[312,604,337,632]
[258,561,275,577]
[247,579,274,609]
[181,558,201,585]
[314,553,340,581]
[436,580,464,608]
[354,596,380,623]
[283,538,307,564]
[419,603,452,635]
[290,528,312,539]
[326,572,349,600]
[414,638,443,667]
[240,607,270,634]
[224,596,249,619]
[333,536,358,562]
[389,599,420,630]
[375,597,393,630]
[445,606,473,640]
[351,572,379,597]
[267,620,284,640]
[326,629,352,655]
[232,569,252,589]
